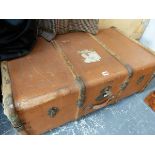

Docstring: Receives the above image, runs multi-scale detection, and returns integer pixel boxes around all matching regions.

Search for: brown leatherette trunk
[95,28,155,100]
[7,33,128,134]
[6,28,155,134]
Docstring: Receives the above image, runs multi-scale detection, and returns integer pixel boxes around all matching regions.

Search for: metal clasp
[95,86,112,102]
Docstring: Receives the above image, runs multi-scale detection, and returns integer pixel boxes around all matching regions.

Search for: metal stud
[48,107,59,118]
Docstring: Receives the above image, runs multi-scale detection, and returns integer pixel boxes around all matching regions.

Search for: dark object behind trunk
[0,19,37,61]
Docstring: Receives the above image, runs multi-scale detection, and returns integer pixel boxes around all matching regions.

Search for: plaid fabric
[38,19,99,41]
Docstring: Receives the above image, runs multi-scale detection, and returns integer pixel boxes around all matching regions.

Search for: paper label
[79,50,101,63]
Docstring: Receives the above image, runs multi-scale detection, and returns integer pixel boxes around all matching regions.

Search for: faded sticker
[79,50,101,63]
[102,71,110,76]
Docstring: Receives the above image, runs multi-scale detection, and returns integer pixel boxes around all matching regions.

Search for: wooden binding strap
[89,33,134,103]
[51,40,86,119]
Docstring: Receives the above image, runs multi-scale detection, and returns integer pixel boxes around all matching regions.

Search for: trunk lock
[95,86,113,102]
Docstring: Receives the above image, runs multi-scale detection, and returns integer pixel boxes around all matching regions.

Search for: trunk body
[4,28,155,134]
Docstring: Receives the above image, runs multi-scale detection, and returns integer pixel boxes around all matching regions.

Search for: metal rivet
[48,107,59,118]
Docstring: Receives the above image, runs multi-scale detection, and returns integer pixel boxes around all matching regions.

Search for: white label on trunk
[102,71,110,76]
[79,50,101,63]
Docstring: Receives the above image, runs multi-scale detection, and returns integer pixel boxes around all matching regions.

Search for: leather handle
[93,98,111,110]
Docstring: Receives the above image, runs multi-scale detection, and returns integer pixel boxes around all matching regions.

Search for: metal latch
[48,107,59,118]
[95,86,112,102]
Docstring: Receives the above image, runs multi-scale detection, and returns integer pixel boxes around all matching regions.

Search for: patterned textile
[38,19,99,41]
